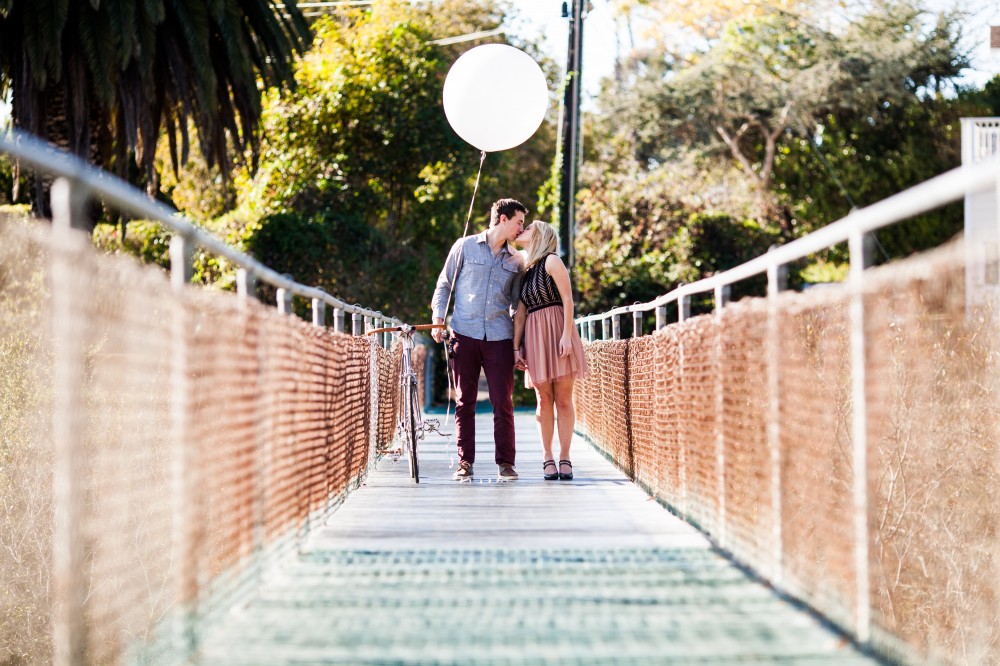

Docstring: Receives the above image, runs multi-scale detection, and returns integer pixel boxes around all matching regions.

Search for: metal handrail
[0,128,400,329]
[577,159,1000,329]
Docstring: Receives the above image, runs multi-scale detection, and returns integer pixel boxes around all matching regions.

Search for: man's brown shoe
[498,463,519,481]
[453,460,473,481]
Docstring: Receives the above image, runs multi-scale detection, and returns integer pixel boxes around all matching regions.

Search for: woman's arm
[513,301,527,369]
[545,254,575,357]
[513,301,527,348]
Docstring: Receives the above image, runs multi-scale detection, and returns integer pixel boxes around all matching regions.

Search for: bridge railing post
[588,320,597,342]
[714,284,731,550]
[312,297,326,327]
[352,313,363,336]
[236,269,256,308]
[169,230,200,659]
[612,314,621,340]
[602,317,611,340]
[333,308,345,333]
[633,310,642,337]
[277,288,292,315]
[656,305,666,330]
[766,255,787,585]
[849,229,874,644]
[50,178,90,666]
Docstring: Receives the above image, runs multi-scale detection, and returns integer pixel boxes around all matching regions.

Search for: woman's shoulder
[543,252,565,273]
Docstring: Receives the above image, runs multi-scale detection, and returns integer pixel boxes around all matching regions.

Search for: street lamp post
[559,0,585,276]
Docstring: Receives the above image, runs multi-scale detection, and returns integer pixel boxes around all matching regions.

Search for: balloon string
[442,149,486,432]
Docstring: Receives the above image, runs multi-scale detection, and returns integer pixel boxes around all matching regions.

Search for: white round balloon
[443,44,548,153]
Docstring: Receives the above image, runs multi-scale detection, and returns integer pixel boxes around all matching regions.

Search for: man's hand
[431,318,446,344]
[514,348,527,371]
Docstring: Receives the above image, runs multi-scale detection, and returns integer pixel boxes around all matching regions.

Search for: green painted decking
[196,411,881,665]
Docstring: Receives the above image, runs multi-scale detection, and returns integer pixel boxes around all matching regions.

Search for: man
[431,198,527,481]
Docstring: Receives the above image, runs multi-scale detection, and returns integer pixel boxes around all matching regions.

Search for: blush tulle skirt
[522,304,589,389]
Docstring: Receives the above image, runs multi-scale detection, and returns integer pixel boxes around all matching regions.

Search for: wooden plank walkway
[197,410,881,665]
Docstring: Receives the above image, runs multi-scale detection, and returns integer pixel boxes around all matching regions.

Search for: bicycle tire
[406,378,420,483]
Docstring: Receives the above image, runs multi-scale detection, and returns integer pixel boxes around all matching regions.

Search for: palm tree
[0,0,311,221]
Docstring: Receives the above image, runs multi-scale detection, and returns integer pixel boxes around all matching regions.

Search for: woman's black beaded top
[520,254,562,313]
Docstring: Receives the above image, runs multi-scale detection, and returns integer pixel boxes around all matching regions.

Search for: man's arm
[430,238,464,343]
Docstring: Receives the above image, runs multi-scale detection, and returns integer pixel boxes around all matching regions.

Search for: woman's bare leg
[553,378,576,472]
[534,382,556,462]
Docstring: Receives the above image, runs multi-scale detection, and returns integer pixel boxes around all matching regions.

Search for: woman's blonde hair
[524,221,559,268]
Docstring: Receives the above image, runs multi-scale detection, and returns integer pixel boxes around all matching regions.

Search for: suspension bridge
[2,128,1000,665]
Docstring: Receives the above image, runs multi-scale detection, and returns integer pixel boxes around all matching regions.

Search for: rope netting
[575,238,1000,665]
[0,216,404,664]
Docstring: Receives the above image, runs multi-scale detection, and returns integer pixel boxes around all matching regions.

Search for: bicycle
[366,323,445,483]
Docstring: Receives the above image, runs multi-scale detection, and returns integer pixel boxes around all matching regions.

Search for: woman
[513,221,588,481]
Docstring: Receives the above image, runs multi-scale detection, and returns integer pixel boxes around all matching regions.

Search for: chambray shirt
[431,231,524,341]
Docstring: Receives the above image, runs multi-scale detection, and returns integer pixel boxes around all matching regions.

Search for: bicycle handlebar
[365,323,446,336]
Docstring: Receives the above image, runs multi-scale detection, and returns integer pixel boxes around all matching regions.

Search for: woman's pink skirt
[522,304,589,389]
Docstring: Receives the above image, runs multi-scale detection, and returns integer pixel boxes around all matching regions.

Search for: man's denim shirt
[431,231,524,341]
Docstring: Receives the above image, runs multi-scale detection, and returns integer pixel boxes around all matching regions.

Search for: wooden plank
[194,411,881,665]
[308,412,709,551]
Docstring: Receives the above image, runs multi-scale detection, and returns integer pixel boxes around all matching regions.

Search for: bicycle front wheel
[405,378,420,483]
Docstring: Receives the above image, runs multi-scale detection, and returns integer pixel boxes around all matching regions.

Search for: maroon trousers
[450,333,516,466]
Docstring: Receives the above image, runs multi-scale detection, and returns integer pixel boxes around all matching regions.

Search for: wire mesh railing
[0,130,418,665]
[575,159,1000,665]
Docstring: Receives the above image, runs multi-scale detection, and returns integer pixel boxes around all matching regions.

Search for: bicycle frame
[367,323,444,483]
[397,328,421,482]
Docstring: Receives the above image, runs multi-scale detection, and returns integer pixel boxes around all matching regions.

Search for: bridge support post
[714,284,731,549]
[277,288,292,315]
[766,259,787,585]
[50,178,90,666]
[848,230,874,644]
[312,298,327,327]
[236,269,256,307]
[169,231,200,661]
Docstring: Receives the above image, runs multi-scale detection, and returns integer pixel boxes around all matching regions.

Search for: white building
[962,117,1000,304]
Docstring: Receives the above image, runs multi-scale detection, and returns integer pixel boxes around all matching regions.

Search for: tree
[611,0,834,48]
[598,1,971,216]
[0,0,311,220]
[573,163,779,314]
[234,0,557,321]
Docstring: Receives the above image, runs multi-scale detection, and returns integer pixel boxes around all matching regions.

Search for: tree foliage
[0,0,311,216]
[236,1,557,321]
[576,0,981,314]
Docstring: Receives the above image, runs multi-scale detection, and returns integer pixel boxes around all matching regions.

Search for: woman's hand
[559,333,572,358]
[514,348,527,371]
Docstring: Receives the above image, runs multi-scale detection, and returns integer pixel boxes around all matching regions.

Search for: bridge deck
[197,410,879,664]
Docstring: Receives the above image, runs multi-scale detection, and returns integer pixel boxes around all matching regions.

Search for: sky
[504,0,622,105]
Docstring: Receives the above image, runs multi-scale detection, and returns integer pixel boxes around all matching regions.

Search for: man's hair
[489,198,528,227]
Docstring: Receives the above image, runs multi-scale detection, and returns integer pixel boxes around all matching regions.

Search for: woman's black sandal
[543,460,559,481]
[558,460,574,481]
